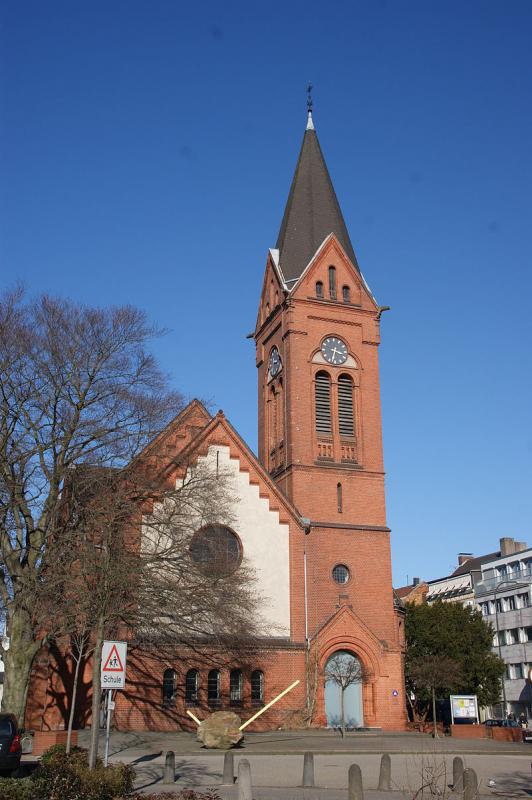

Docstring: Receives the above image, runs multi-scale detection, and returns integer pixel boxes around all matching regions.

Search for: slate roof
[275,120,359,283]
[450,551,500,577]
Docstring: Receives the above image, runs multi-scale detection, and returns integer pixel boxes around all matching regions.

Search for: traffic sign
[101,640,127,689]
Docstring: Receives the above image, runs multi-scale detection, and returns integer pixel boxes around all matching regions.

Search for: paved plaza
[74,730,532,797]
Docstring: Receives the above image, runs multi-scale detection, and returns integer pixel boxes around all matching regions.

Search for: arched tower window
[338,374,355,437]
[185,669,199,704]
[342,285,350,303]
[315,371,332,434]
[162,668,177,705]
[337,482,343,513]
[316,281,324,298]
[251,670,264,705]
[328,266,337,299]
[230,669,243,705]
[207,669,221,706]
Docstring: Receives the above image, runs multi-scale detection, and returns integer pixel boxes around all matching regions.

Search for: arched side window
[342,285,350,303]
[185,668,199,704]
[207,669,221,706]
[251,670,264,705]
[337,482,343,513]
[162,668,177,706]
[328,266,337,299]
[316,281,324,298]
[315,371,332,434]
[337,374,354,437]
[230,669,243,706]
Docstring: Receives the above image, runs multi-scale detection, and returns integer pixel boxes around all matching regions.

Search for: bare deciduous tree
[0,287,181,722]
[408,655,463,738]
[62,454,263,767]
[324,650,368,734]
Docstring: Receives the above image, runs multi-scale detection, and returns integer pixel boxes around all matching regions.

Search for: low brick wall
[491,726,523,742]
[32,730,78,756]
[450,724,489,739]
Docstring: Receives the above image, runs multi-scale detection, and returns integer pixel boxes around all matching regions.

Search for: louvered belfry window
[315,371,332,434]
[338,374,355,437]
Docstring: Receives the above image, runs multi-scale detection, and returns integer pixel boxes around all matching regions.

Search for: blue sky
[1,1,531,585]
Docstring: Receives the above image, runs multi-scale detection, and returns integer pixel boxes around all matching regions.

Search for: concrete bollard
[378,753,391,790]
[463,768,478,800]
[348,763,364,800]
[452,756,464,791]
[303,751,315,787]
[222,750,235,785]
[163,751,175,784]
[238,758,253,800]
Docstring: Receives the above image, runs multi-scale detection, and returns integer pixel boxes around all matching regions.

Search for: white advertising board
[101,640,127,689]
[450,694,479,723]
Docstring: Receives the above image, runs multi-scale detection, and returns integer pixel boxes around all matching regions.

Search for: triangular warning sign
[103,644,124,672]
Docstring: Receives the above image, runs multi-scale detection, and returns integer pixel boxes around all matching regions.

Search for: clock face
[268,346,282,377]
[321,336,348,365]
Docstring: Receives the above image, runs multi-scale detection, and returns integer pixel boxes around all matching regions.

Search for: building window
[328,266,337,299]
[337,482,343,513]
[316,281,324,298]
[315,371,332,434]
[185,669,199,704]
[524,627,532,642]
[190,525,241,576]
[342,285,350,303]
[506,595,516,611]
[230,669,243,706]
[517,593,530,608]
[207,669,221,706]
[332,564,350,584]
[506,628,519,645]
[481,603,489,616]
[337,374,355,437]
[251,670,264,705]
[162,668,177,706]
[496,599,503,613]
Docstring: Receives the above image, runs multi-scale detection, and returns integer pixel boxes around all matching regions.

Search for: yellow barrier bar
[186,709,202,726]
[239,679,300,731]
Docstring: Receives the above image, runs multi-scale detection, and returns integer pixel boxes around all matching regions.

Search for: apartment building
[474,538,532,719]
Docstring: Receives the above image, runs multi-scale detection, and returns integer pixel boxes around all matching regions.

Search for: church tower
[255,102,405,729]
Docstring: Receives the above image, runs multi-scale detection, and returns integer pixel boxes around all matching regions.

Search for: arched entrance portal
[324,650,364,729]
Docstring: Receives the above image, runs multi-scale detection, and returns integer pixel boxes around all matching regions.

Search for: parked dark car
[483,718,503,726]
[0,713,22,776]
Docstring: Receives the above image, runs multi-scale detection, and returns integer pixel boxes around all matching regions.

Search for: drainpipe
[301,518,312,711]
[301,518,311,648]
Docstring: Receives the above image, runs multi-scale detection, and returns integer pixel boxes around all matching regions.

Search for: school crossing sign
[101,641,127,689]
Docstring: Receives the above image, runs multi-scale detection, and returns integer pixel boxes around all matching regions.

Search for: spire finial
[306,83,315,131]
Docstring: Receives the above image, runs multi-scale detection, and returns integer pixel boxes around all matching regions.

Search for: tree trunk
[340,687,345,736]
[66,645,85,755]
[1,607,40,726]
[88,623,105,769]
[431,686,438,739]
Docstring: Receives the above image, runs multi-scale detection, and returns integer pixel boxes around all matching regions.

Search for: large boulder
[197,711,243,749]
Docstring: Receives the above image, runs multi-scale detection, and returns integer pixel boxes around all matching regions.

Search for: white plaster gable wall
[195,445,291,637]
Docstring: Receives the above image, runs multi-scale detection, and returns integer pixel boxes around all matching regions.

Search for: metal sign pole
[104,690,112,767]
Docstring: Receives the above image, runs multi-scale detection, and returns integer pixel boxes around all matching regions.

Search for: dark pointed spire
[275,103,359,284]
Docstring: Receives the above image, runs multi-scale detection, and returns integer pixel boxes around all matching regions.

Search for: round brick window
[332,564,350,585]
[190,524,242,576]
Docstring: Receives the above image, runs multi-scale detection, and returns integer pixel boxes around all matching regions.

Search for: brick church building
[27,108,406,733]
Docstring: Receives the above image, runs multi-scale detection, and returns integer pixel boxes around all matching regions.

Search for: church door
[324,650,364,728]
